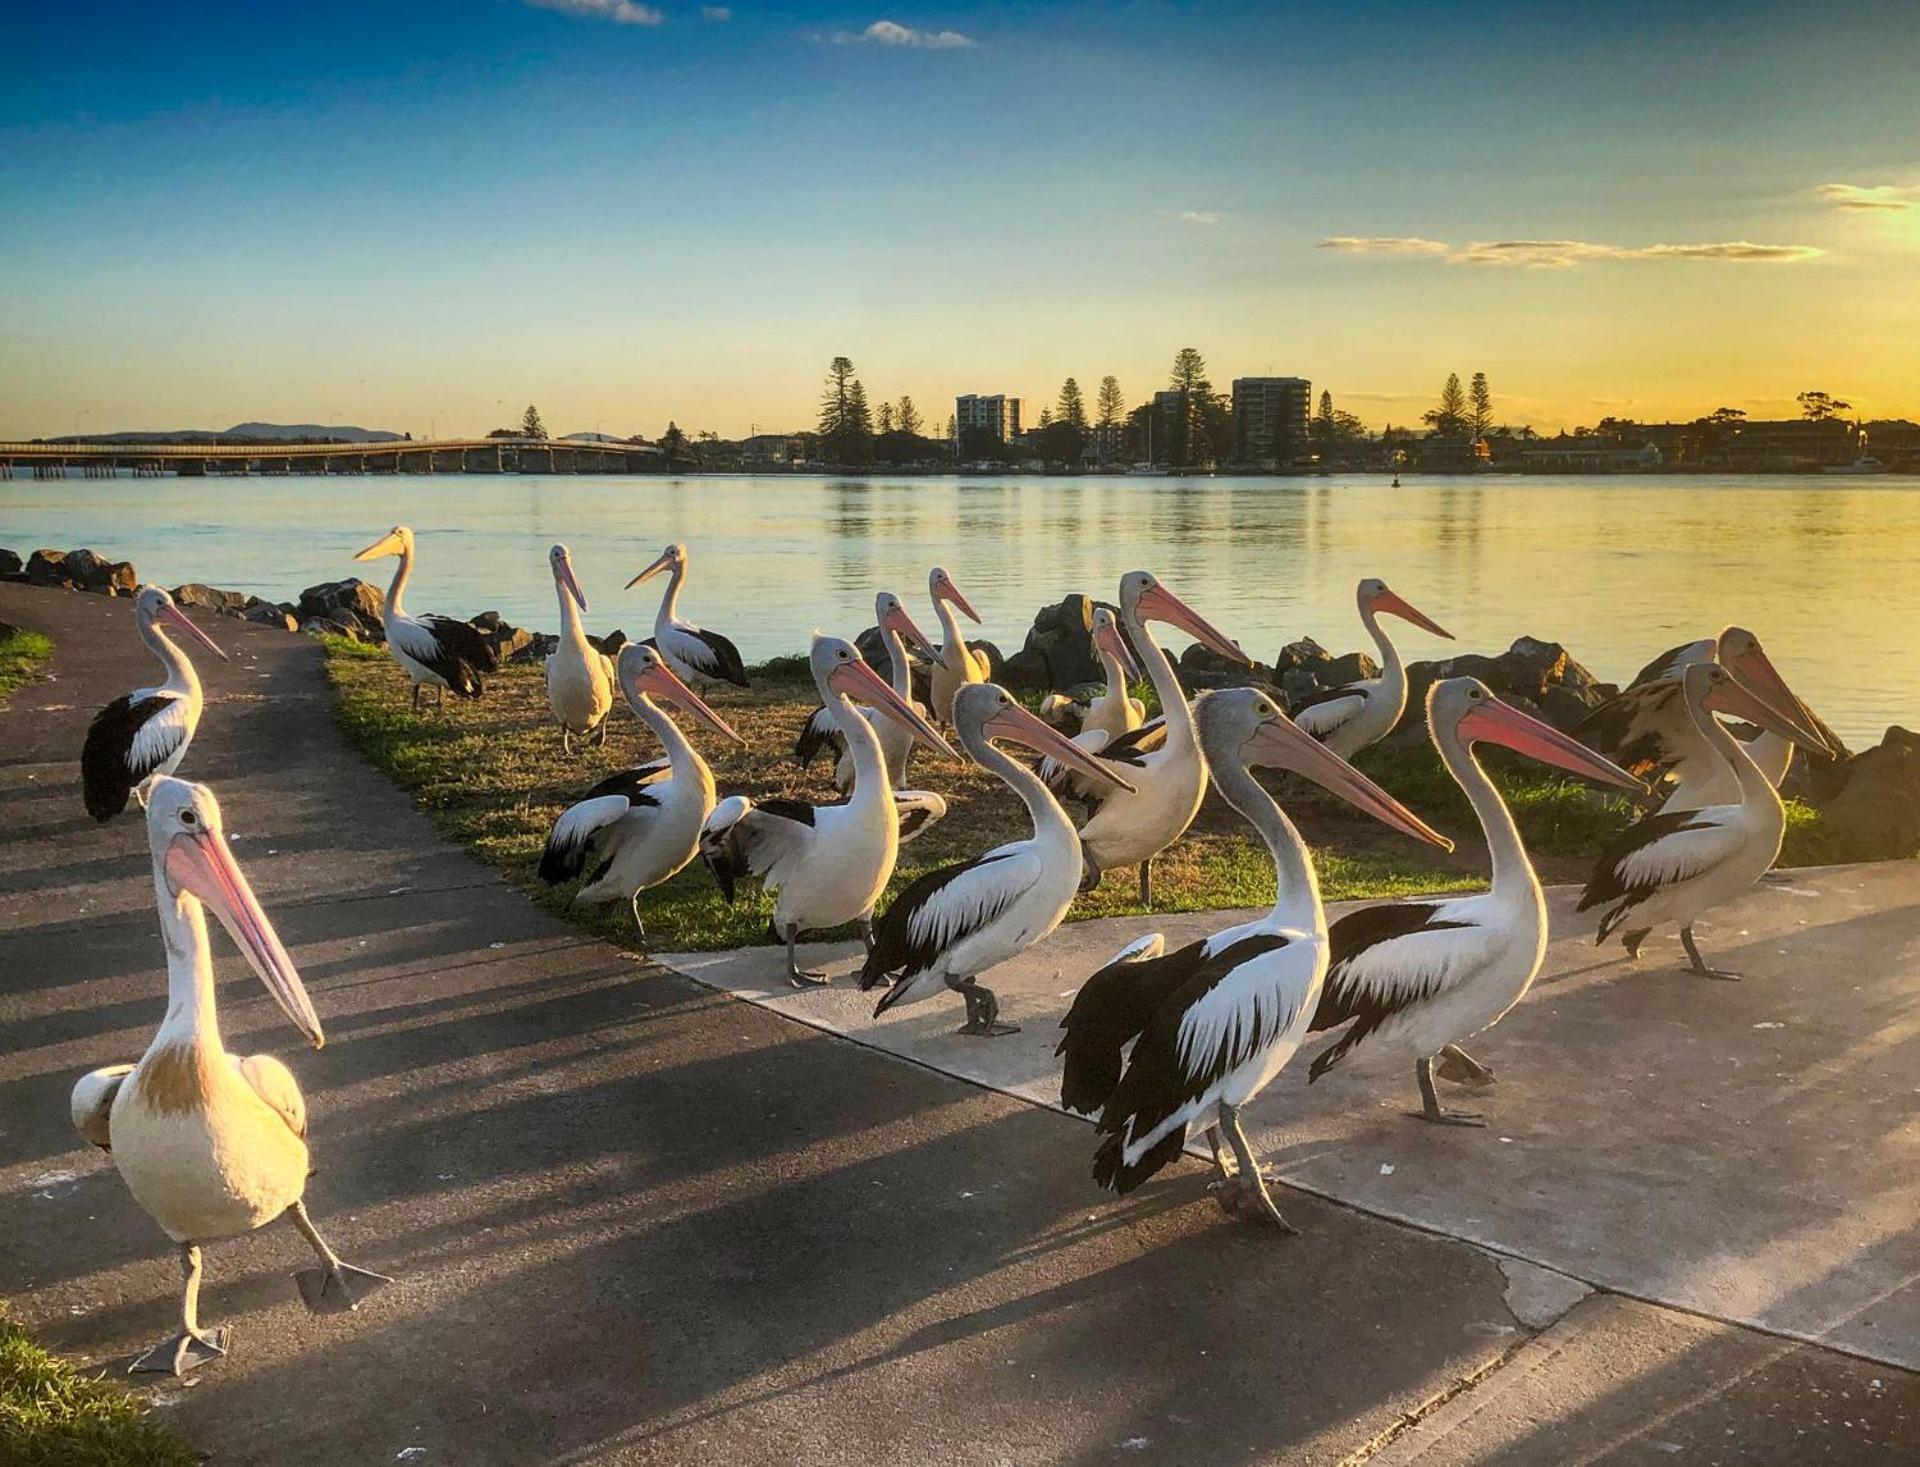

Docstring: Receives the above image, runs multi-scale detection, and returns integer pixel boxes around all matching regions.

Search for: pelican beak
[625,548,676,590]
[158,602,230,662]
[1374,588,1453,640]
[1135,581,1249,665]
[632,658,745,746]
[352,529,403,562]
[1459,696,1648,793]
[1245,714,1452,850]
[1705,676,1827,751]
[557,554,589,613]
[165,828,323,1047]
[1722,645,1835,755]
[885,601,939,660]
[985,698,1135,792]
[832,657,957,760]
[937,572,982,624]
[1095,617,1142,680]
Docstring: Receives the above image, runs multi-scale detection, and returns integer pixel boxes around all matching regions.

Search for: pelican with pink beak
[926,565,991,724]
[69,778,389,1375]
[794,590,942,792]
[82,586,228,822]
[625,542,750,689]
[544,543,615,754]
[1038,604,1146,799]
[1289,577,1454,758]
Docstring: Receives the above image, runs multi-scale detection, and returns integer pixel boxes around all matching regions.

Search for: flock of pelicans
[62,527,1837,1376]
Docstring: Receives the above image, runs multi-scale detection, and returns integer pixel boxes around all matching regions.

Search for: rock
[245,604,299,632]
[1323,650,1381,687]
[471,620,533,664]
[1280,666,1323,705]
[0,548,21,579]
[1274,637,1332,675]
[1538,684,1598,732]
[1001,647,1050,691]
[296,578,385,639]
[26,548,137,595]
[24,549,68,586]
[472,610,504,631]
[1177,642,1275,693]
[531,633,561,660]
[1818,727,1920,859]
[173,583,249,616]
[589,629,626,656]
[1019,594,1102,690]
[854,624,893,680]
[305,613,367,642]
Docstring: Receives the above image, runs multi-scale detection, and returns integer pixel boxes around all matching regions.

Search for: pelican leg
[133,778,152,811]
[594,717,609,747]
[286,1200,393,1315]
[785,923,828,987]
[1413,1055,1487,1126]
[1622,928,1651,960]
[858,915,876,959]
[1204,1124,1245,1215]
[1137,860,1154,908]
[1434,1044,1497,1087]
[130,1243,229,1376]
[435,685,447,714]
[1219,1103,1297,1232]
[950,976,1020,1037]
[1680,925,1740,981]
[410,683,422,714]
[563,728,575,756]
[1079,856,1103,894]
[629,892,647,941]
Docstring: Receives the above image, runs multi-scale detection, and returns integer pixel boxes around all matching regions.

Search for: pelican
[69,779,388,1376]
[926,566,990,724]
[1579,661,1827,979]
[1058,689,1450,1226]
[1574,627,1840,809]
[540,644,745,937]
[1289,577,1453,757]
[544,543,614,753]
[702,635,956,986]
[352,525,498,711]
[82,586,227,822]
[1305,678,1646,1125]
[624,542,749,690]
[1074,570,1249,905]
[794,591,940,792]
[858,683,1136,1037]
[1037,607,1146,798]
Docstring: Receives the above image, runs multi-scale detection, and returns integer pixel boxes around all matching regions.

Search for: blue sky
[3,1,1917,437]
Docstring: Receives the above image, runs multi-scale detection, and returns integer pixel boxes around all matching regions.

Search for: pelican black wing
[1306,903,1472,1079]
[416,615,500,698]
[81,694,176,822]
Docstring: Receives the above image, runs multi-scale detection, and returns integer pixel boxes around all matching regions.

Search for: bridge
[0,437,667,478]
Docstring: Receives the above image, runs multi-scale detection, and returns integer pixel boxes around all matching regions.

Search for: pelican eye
[180,809,198,827]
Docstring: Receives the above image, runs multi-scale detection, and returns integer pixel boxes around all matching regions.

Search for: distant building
[1086,420,1130,465]
[1518,434,1663,471]
[739,433,805,465]
[954,394,1022,445]
[1863,419,1920,469]
[1723,418,1859,469]
[1231,377,1312,465]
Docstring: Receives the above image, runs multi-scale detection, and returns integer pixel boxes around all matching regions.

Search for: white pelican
[1058,688,1450,1226]
[702,635,956,985]
[794,591,940,792]
[352,525,498,712]
[926,566,990,724]
[544,543,614,754]
[1305,678,1646,1125]
[624,542,749,689]
[1037,606,1146,798]
[70,778,388,1375]
[1074,570,1249,906]
[539,644,745,937]
[1574,627,1839,809]
[82,586,227,822]
[1579,661,1827,979]
[858,683,1136,1037]
[1290,577,1453,757]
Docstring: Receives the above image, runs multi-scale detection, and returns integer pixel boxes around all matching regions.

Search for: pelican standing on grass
[1579,661,1828,979]
[1037,606,1145,798]
[1289,577,1453,757]
[1075,570,1250,906]
[69,779,389,1376]
[540,644,745,937]
[82,586,227,822]
[859,683,1136,1037]
[352,525,498,711]
[794,590,940,792]
[927,565,990,724]
[544,543,614,753]
[625,542,750,690]
[1058,689,1450,1227]
[1304,678,1646,1125]
[702,635,956,986]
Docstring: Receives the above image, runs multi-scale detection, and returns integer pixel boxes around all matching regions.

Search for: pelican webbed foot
[130,1327,228,1376]
[783,923,829,987]
[953,979,1019,1037]
[293,1261,394,1315]
[1680,925,1740,981]
[1435,1044,1497,1087]
[1621,927,1651,960]
[1414,1055,1489,1126]
[1216,1103,1298,1232]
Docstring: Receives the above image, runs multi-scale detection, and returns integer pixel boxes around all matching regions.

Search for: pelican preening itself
[1059,689,1450,1227]
[1306,679,1646,1125]
[702,635,956,986]
[353,525,499,712]
[1290,577,1454,758]
[860,683,1135,1037]
[544,543,615,753]
[794,591,941,792]
[926,566,990,724]
[625,542,750,690]
[82,586,227,822]
[70,779,388,1375]
[1579,661,1828,980]
[540,644,745,937]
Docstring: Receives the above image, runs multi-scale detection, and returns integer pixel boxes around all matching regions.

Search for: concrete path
[1,581,1913,1465]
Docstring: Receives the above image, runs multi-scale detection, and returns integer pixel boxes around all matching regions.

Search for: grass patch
[0,1308,197,1467]
[0,627,53,704]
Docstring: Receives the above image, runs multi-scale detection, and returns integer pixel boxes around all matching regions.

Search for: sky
[3,0,1918,439]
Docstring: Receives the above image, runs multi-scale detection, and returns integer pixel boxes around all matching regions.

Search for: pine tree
[1311,390,1336,455]
[1167,347,1210,467]
[876,401,895,435]
[817,356,874,464]
[1057,377,1088,429]
[1096,376,1125,428]
[1038,406,1054,428]
[1469,372,1493,441]
[896,395,922,436]
[818,356,855,438]
[1423,373,1468,436]
[520,404,547,439]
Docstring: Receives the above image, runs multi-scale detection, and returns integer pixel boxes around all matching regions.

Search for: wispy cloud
[834,19,975,48]
[526,0,663,25]
[701,4,731,18]
[1818,181,1916,211]
[1324,235,1820,268]
[1167,209,1223,226]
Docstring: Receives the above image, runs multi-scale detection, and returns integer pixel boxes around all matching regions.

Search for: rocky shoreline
[6,544,1915,858]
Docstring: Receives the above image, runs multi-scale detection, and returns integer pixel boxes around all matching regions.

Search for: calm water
[4,472,1916,745]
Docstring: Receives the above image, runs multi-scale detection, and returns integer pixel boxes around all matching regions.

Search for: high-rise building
[954,394,1023,445]
[1231,377,1311,465]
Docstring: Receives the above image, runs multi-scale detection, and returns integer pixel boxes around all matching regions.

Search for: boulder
[24,549,68,586]
[1176,642,1275,693]
[1323,650,1381,688]
[0,548,21,580]
[589,629,626,656]
[472,620,533,664]
[64,549,139,595]
[472,610,505,631]
[173,583,249,616]
[245,603,299,632]
[1274,637,1332,676]
[296,579,385,642]
[305,614,367,642]
[1000,647,1051,691]
[1018,594,1103,691]
[1818,727,1920,859]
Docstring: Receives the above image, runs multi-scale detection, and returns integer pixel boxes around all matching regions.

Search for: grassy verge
[0,1308,196,1467]
[322,641,1859,955]
[0,627,53,704]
